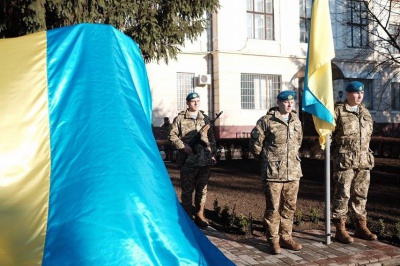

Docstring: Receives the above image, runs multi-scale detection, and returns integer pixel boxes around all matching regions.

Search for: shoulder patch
[251,128,259,139]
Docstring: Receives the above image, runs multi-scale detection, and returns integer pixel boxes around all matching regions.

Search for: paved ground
[202,226,400,266]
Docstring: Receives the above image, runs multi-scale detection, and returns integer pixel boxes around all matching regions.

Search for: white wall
[146,0,400,136]
[146,52,210,127]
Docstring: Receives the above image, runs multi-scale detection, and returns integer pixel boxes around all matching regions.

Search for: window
[241,73,281,110]
[346,0,369,48]
[177,73,195,111]
[388,24,400,54]
[247,0,274,40]
[299,0,312,43]
[361,80,373,109]
[392,82,400,111]
[346,79,373,109]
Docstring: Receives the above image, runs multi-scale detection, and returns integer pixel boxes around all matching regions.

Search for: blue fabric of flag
[39,23,231,265]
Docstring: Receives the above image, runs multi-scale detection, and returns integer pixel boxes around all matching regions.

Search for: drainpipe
[207,11,221,142]
[207,12,215,120]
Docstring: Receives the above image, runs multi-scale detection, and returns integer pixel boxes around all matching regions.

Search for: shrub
[295,209,303,225]
[213,198,221,214]
[220,205,230,225]
[394,222,400,236]
[378,219,386,235]
[310,207,320,224]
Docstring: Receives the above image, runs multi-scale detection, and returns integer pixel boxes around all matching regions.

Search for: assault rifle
[178,111,223,166]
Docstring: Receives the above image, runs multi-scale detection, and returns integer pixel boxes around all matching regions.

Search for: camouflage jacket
[169,110,217,167]
[249,107,303,181]
[331,102,374,170]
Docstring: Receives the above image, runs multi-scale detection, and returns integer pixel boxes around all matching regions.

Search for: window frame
[388,24,400,54]
[299,0,312,43]
[246,0,275,40]
[391,82,400,111]
[346,0,369,48]
[176,72,195,111]
[241,73,281,110]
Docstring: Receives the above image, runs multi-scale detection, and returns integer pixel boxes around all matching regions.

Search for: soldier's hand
[183,144,192,154]
[211,156,217,165]
[201,124,210,136]
[201,124,210,143]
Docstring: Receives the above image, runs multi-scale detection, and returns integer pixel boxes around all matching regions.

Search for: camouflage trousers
[263,180,299,242]
[332,168,370,219]
[180,165,211,213]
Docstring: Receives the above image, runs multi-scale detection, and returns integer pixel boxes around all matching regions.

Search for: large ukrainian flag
[0,23,232,266]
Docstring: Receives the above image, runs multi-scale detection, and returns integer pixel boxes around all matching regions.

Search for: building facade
[147,0,400,140]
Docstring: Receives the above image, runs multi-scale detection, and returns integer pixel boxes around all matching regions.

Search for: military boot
[194,204,209,227]
[268,239,281,255]
[279,236,302,251]
[354,216,378,241]
[333,218,354,244]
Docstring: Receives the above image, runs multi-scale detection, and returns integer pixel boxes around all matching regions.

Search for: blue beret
[186,92,200,101]
[345,81,364,92]
[277,90,296,101]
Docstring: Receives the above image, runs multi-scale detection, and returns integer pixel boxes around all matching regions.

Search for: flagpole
[325,134,331,245]
[301,0,335,245]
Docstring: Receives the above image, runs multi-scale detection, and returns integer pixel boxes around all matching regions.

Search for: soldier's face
[187,97,200,112]
[277,100,295,115]
[347,91,364,106]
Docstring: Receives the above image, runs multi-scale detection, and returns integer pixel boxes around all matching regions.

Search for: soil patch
[165,157,400,246]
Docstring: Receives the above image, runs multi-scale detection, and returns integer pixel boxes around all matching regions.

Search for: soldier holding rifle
[169,92,218,227]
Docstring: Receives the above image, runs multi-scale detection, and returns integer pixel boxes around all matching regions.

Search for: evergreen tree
[0,0,219,62]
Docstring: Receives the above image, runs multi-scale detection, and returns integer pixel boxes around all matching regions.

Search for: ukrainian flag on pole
[0,23,232,266]
[303,0,336,149]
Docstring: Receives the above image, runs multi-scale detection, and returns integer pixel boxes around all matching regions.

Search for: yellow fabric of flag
[303,0,336,149]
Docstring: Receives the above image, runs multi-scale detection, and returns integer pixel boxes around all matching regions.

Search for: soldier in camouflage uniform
[160,117,173,161]
[249,90,303,255]
[169,92,217,227]
[331,81,377,244]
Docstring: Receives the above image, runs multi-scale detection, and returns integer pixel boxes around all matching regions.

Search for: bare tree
[332,0,400,111]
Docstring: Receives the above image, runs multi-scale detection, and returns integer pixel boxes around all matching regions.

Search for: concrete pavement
[203,226,400,265]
